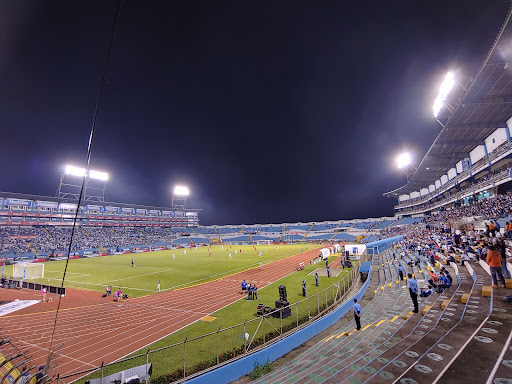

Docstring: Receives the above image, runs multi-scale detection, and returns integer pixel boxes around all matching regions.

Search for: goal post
[12,263,44,280]
[256,240,272,245]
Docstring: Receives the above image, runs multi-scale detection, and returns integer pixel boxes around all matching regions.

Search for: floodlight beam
[432,71,456,117]
[89,170,109,181]
[396,153,412,169]
[174,186,190,196]
[65,165,87,177]
[58,164,109,202]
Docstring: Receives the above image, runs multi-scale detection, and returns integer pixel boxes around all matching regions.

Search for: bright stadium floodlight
[396,153,412,169]
[89,170,109,181]
[394,152,418,182]
[59,165,109,202]
[65,165,87,177]
[174,185,190,196]
[433,72,455,117]
[172,185,189,209]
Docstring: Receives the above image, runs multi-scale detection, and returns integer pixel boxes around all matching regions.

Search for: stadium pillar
[483,143,489,158]
[506,126,511,143]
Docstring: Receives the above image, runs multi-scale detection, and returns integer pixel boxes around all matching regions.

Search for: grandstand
[384,7,512,220]
[3,7,512,384]
[163,8,512,383]
[0,190,398,259]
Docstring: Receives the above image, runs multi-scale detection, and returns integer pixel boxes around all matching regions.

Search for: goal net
[256,240,272,245]
[13,263,44,279]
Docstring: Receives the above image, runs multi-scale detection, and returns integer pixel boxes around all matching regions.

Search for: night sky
[1,0,510,225]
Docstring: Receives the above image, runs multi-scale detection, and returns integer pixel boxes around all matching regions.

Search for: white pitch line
[105,268,175,283]
[41,277,154,291]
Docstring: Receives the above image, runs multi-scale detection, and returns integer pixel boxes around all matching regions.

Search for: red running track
[0,246,332,378]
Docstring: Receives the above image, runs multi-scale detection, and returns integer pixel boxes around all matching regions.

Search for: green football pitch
[3,244,313,297]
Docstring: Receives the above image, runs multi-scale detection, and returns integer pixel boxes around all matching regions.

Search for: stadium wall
[184,274,372,384]
[184,237,397,384]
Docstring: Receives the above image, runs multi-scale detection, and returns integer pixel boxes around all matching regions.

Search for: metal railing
[55,261,361,384]
[397,170,511,216]
[394,140,512,211]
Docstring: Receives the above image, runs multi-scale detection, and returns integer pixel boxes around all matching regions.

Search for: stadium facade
[0,188,416,260]
[385,8,512,217]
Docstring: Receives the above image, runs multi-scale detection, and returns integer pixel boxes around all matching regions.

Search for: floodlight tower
[432,71,470,127]
[172,185,189,209]
[56,165,109,202]
[396,152,417,182]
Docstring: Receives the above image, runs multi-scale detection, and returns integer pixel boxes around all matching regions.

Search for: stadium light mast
[172,185,189,209]
[432,71,472,127]
[56,165,109,202]
[396,152,417,182]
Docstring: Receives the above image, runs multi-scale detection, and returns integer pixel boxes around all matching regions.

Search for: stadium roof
[384,6,512,197]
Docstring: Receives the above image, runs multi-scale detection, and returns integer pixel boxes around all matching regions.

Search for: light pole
[56,165,109,201]
[396,153,417,182]
[172,185,189,209]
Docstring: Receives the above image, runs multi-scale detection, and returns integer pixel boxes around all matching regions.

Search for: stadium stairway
[252,250,508,384]
[328,223,343,241]
[279,226,286,241]
[432,262,512,383]
[43,227,53,238]
[164,227,176,243]
[387,218,404,228]
[30,242,39,256]
[303,224,315,241]
[82,228,91,237]
[252,250,422,384]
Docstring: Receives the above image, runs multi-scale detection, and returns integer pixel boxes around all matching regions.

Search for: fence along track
[56,260,362,384]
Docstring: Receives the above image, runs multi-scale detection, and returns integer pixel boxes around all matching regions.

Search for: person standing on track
[259,261,262,269]
[41,287,47,303]
[115,288,122,302]
[157,280,161,292]
[353,299,362,330]
[408,273,419,313]
[315,272,319,286]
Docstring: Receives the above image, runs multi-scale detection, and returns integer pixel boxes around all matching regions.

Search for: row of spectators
[424,191,512,224]
[398,168,510,215]
[0,226,178,255]
[380,192,512,243]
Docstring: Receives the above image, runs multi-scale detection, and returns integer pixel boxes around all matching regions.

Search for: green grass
[82,256,353,382]
[3,244,314,297]
[9,243,352,383]
[249,361,274,380]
